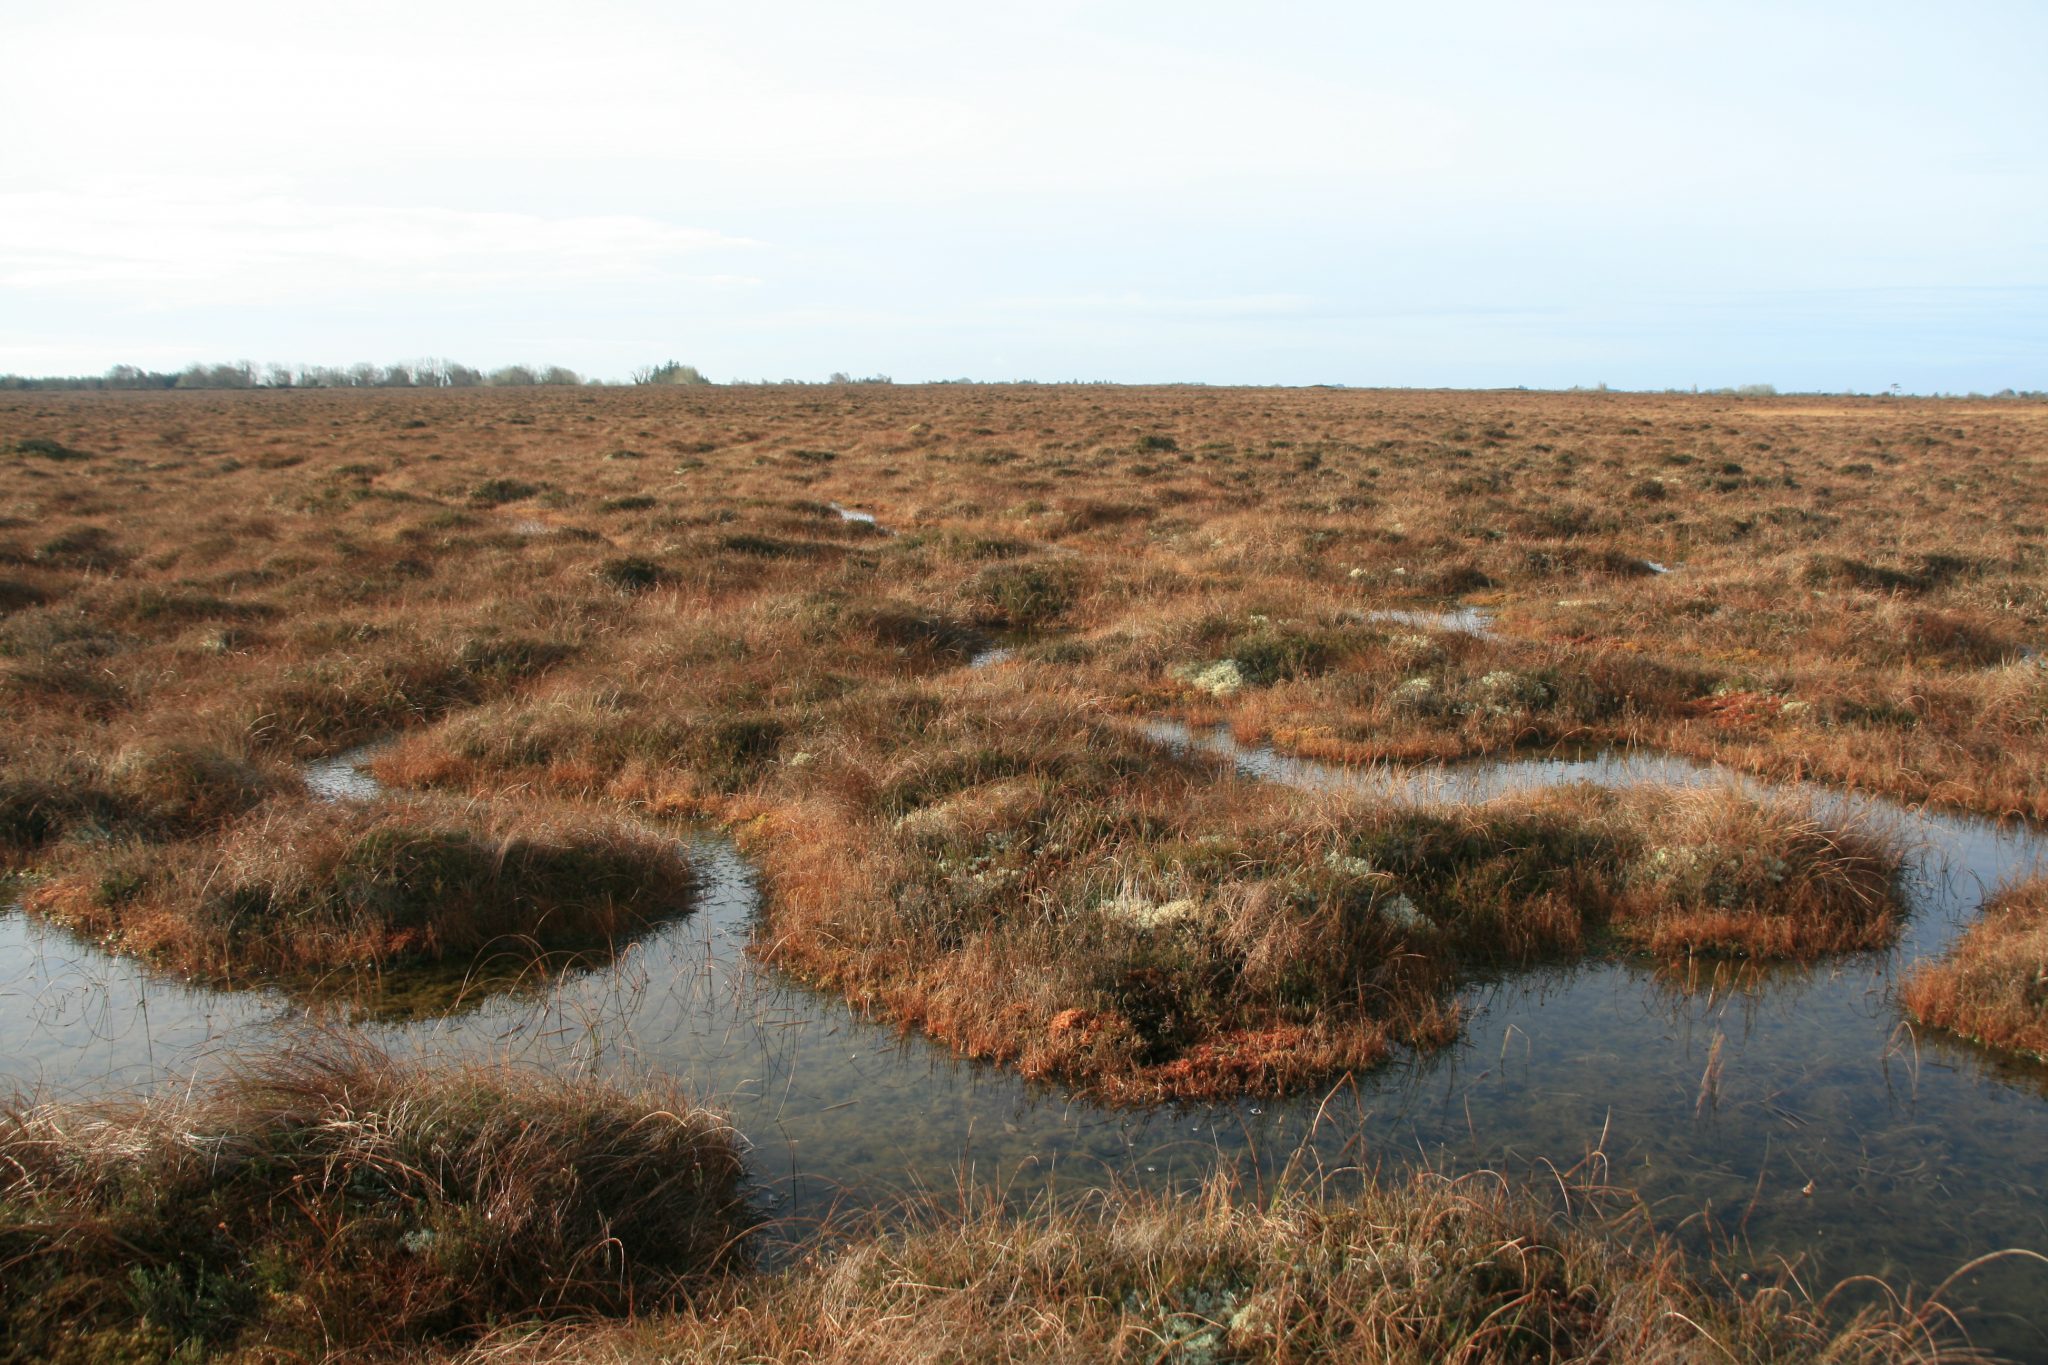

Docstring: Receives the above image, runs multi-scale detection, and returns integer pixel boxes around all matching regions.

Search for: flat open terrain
[3,385,2036,1072]
[3,384,2045,1360]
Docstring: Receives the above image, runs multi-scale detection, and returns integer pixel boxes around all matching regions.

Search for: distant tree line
[3,363,2036,398]
[0,359,915,391]
[725,372,895,387]
[0,359,650,391]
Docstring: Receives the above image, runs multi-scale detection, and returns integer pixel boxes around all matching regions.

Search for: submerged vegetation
[0,1045,1983,1365]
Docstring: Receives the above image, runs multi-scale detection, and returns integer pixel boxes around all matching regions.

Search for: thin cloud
[0,186,755,301]
[996,292,1321,320]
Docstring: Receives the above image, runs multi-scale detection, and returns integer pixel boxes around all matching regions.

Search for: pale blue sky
[5,0,2043,389]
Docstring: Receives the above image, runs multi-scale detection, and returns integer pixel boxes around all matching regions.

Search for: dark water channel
[5,729,2048,1355]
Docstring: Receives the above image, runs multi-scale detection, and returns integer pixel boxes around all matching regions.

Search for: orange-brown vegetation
[456,1169,1975,1365]
[21,793,692,980]
[1903,877,2048,1061]
[3,384,2029,1092]
[716,695,1897,1100]
[0,1042,1974,1364]
[1,384,2035,1361]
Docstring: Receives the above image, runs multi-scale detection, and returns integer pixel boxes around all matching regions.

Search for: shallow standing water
[830,503,889,534]
[6,733,2048,1356]
[1366,606,1496,637]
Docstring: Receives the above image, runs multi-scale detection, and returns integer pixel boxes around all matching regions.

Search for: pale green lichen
[1170,659,1246,697]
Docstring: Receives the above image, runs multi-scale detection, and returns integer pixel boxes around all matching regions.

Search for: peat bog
[3,384,2047,1360]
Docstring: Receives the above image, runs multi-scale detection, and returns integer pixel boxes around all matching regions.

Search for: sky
[4,0,2044,391]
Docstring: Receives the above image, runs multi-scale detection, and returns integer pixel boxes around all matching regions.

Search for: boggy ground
[1,385,2037,1361]
[372,655,1899,1100]
[0,1045,1974,1365]
[19,789,693,981]
[457,1176,1971,1365]
[1904,875,2048,1062]
[716,689,1897,1100]
[3,384,2016,1092]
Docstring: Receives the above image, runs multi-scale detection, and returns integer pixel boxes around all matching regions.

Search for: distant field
[2,385,2044,1360]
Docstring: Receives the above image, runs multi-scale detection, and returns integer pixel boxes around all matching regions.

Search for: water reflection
[829,503,892,536]
[301,741,388,802]
[1364,606,1496,638]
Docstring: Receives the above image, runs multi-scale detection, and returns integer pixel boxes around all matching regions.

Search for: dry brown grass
[20,793,693,981]
[0,385,2035,1357]
[0,1038,747,1362]
[714,685,1897,1102]
[1903,877,2048,1061]
[444,1169,1988,1365]
[0,384,1954,1092]
[1605,786,1901,958]
[2,1045,1994,1363]
[5,385,2043,821]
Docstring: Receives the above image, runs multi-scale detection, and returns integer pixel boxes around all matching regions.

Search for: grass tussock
[106,739,303,834]
[0,1040,747,1363]
[464,1170,1976,1365]
[729,688,1902,1102]
[23,795,692,979]
[0,771,123,862]
[0,738,293,863]
[1903,877,2048,1061]
[1568,784,1898,959]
